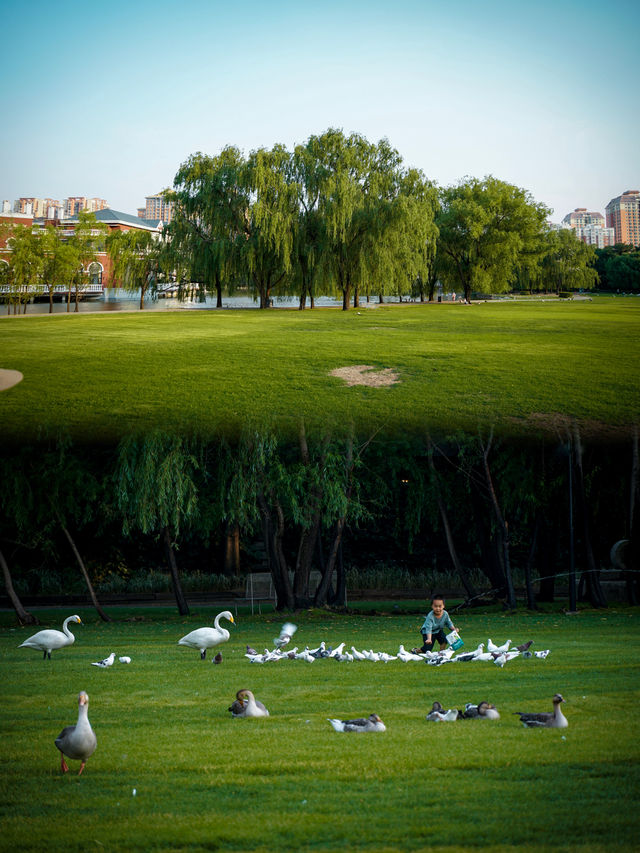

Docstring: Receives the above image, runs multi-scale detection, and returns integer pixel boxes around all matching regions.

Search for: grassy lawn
[1,605,639,852]
[1,297,639,442]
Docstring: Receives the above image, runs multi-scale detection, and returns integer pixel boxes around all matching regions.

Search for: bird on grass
[515,641,534,653]
[212,652,223,664]
[328,713,386,733]
[487,638,511,654]
[178,610,234,660]
[91,652,115,668]
[426,701,459,721]
[228,689,269,717]
[19,615,82,660]
[54,691,97,775]
[119,656,132,664]
[514,694,568,728]
[460,701,500,720]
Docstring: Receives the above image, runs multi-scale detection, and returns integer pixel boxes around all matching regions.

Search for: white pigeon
[91,652,115,668]
[473,652,496,662]
[118,656,131,664]
[397,644,422,662]
[534,649,551,659]
[295,649,315,663]
[378,652,397,662]
[487,639,511,654]
[273,622,297,649]
[328,642,346,659]
[351,646,366,661]
[364,650,381,662]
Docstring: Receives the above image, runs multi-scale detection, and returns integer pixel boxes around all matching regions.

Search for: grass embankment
[1,298,639,441]
[1,606,639,852]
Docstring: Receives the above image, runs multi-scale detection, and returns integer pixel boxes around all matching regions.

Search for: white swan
[178,611,234,659]
[229,689,269,718]
[19,615,82,659]
[54,691,97,775]
[328,713,386,732]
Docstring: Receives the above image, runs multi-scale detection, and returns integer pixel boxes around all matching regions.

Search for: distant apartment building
[13,197,64,219]
[63,197,108,218]
[139,192,174,223]
[562,208,605,229]
[606,190,640,247]
[561,207,615,248]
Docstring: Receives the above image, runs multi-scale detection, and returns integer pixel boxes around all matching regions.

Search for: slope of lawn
[1,605,639,852]
[1,297,639,442]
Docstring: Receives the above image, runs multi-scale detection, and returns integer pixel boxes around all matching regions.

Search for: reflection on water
[5,290,353,315]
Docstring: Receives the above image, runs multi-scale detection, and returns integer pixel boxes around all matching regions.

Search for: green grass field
[1,605,639,852]
[1,297,639,441]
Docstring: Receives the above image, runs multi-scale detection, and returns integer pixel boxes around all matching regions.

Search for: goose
[328,713,386,733]
[229,689,269,718]
[178,611,234,659]
[426,702,459,722]
[91,652,115,668]
[54,691,97,775]
[487,638,511,654]
[461,701,500,720]
[514,694,568,728]
[19,615,82,659]
[273,622,297,649]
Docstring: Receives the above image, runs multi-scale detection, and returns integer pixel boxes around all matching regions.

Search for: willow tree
[437,176,549,302]
[167,147,247,307]
[114,432,200,615]
[106,228,165,309]
[40,226,79,313]
[539,227,597,293]
[69,210,108,312]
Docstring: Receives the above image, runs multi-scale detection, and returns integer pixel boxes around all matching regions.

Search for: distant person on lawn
[417,595,457,653]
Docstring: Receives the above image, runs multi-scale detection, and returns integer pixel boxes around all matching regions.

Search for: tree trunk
[524,515,539,610]
[215,271,223,308]
[59,521,111,621]
[427,438,477,600]
[257,490,294,609]
[480,430,517,609]
[315,436,354,606]
[223,522,240,575]
[163,526,190,615]
[293,423,323,607]
[0,546,39,625]
[572,427,607,608]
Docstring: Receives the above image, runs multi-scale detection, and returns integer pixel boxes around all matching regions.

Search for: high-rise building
[63,197,108,218]
[561,207,615,248]
[139,192,174,223]
[605,190,640,247]
[562,208,605,228]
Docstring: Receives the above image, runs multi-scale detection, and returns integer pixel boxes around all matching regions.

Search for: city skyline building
[605,190,640,247]
[138,192,174,223]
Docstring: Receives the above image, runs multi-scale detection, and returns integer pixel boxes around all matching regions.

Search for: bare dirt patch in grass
[0,369,23,391]
[329,365,400,387]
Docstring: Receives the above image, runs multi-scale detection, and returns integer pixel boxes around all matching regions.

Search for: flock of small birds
[17,613,566,772]
[244,636,550,668]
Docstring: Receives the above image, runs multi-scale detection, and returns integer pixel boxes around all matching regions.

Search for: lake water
[5,289,418,315]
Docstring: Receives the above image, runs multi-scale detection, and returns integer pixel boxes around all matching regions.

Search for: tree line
[3,130,636,311]
[1,427,638,624]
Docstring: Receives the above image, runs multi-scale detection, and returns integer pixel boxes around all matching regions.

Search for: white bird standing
[228,689,269,717]
[54,691,97,775]
[350,646,366,661]
[328,713,386,733]
[487,639,511,654]
[178,611,235,659]
[91,652,116,668]
[119,656,132,664]
[19,615,82,660]
[515,694,568,728]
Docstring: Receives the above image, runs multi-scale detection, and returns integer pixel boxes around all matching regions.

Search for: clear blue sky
[1,0,638,222]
